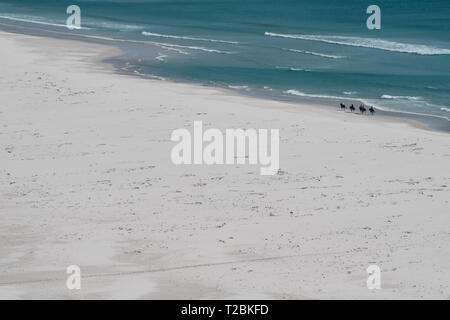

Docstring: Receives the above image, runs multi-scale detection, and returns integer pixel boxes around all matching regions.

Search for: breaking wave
[284,89,344,100]
[151,41,234,54]
[265,32,450,55]
[0,14,89,29]
[284,48,345,59]
[142,31,239,44]
[276,66,309,72]
[381,94,422,101]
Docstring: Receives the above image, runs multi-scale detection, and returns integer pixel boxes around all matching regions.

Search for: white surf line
[266,32,450,55]
[0,21,190,55]
[142,31,240,44]
[284,89,347,101]
[360,98,450,122]
[0,15,89,30]
[77,34,228,55]
[155,54,168,61]
[284,48,345,59]
[145,40,235,54]
[275,66,310,72]
[380,94,422,101]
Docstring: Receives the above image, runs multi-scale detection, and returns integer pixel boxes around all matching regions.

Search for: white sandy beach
[0,30,449,299]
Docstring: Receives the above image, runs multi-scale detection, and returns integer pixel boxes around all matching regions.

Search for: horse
[369,106,375,115]
[359,105,367,114]
[349,104,355,112]
[340,103,346,111]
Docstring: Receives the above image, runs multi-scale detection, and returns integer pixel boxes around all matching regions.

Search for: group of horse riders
[340,103,375,115]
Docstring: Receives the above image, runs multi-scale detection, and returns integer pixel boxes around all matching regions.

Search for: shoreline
[1,17,449,134]
[1,29,449,299]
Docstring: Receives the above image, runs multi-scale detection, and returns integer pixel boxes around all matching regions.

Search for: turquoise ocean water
[0,0,449,123]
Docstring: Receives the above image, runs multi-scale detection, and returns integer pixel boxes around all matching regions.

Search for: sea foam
[0,14,89,29]
[381,95,422,101]
[284,48,344,59]
[284,89,344,100]
[142,32,239,44]
[151,41,233,54]
[266,32,450,55]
